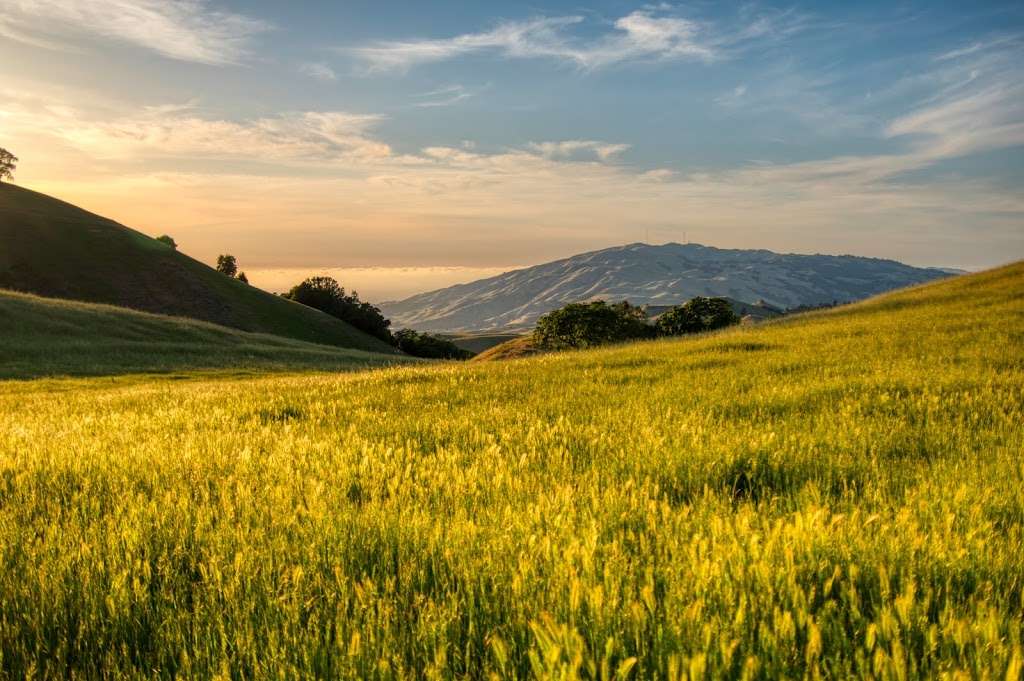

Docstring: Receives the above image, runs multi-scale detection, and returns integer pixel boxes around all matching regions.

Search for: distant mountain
[381,243,952,332]
[0,184,397,354]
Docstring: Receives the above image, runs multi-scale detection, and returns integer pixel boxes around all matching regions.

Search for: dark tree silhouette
[237,272,249,284]
[216,254,238,277]
[393,329,472,359]
[284,276,392,343]
[0,148,17,183]
[156,235,177,250]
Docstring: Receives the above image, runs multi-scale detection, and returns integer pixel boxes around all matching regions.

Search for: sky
[1,0,1022,300]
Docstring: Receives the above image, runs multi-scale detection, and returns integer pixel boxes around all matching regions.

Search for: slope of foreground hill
[0,289,412,379]
[381,242,952,332]
[0,184,396,354]
[0,263,1021,677]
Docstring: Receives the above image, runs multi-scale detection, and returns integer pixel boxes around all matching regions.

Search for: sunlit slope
[0,263,1021,678]
[0,184,396,353]
[0,289,410,379]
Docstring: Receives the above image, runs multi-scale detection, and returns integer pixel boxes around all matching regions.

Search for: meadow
[0,263,1021,679]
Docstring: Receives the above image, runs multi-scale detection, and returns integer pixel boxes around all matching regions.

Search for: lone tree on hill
[156,235,177,250]
[216,254,238,277]
[0,148,17,183]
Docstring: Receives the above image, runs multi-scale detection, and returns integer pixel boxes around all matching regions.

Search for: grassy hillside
[0,289,411,379]
[0,184,396,354]
[0,263,1021,678]
[472,334,541,361]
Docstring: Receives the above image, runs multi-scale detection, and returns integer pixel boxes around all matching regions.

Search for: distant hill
[0,289,410,380]
[0,184,397,354]
[381,242,952,332]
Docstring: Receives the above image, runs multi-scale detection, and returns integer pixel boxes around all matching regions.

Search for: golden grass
[0,263,1021,678]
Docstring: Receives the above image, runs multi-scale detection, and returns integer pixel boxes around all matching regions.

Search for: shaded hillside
[438,332,524,355]
[0,289,411,380]
[381,242,951,332]
[0,184,396,354]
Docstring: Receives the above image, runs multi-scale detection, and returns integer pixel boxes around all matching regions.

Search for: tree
[393,329,473,360]
[284,276,393,344]
[534,300,653,350]
[215,254,238,277]
[237,272,249,284]
[0,148,17,183]
[156,235,177,250]
[656,297,739,336]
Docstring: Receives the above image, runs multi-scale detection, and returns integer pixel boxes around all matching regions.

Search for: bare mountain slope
[381,242,951,332]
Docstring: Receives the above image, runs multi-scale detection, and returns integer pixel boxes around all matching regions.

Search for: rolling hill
[0,184,396,354]
[0,289,411,380]
[0,262,1020,677]
[381,242,952,332]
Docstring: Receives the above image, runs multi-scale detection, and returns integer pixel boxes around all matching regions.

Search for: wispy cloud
[413,85,473,108]
[0,0,269,65]
[935,34,1021,62]
[528,140,630,161]
[3,96,390,162]
[298,62,337,81]
[345,10,721,72]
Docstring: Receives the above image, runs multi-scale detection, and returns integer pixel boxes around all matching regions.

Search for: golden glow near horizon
[2,2,1022,300]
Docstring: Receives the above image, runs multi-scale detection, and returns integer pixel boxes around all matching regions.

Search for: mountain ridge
[381,242,952,332]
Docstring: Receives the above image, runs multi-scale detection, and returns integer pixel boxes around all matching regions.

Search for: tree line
[533,297,739,351]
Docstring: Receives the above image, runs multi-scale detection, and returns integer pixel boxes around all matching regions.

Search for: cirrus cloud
[0,0,269,65]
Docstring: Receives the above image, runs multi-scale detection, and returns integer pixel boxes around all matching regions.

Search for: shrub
[393,329,473,360]
[534,301,653,350]
[155,235,177,250]
[237,272,249,285]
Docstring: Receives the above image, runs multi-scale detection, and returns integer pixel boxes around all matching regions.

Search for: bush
[237,272,249,285]
[393,329,473,360]
[155,235,177,250]
[534,301,653,350]
[657,297,739,336]
[285,276,392,344]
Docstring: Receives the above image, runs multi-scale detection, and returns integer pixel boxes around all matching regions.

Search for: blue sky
[1,0,1022,298]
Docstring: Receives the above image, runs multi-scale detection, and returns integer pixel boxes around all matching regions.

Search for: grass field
[0,184,397,354]
[0,289,412,380]
[0,263,1021,678]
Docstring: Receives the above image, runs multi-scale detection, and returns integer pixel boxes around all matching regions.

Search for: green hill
[0,184,396,354]
[0,289,413,380]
